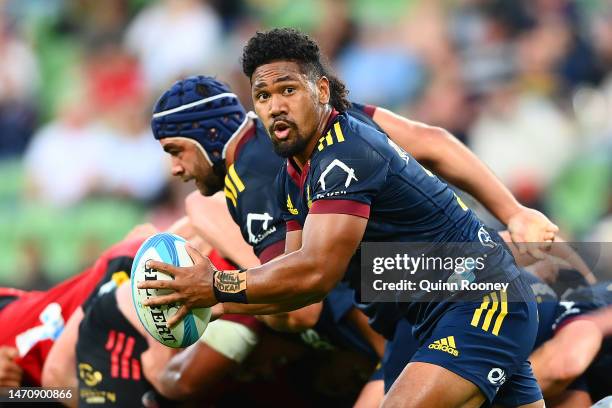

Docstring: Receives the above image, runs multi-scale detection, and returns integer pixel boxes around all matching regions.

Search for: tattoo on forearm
[214,270,247,294]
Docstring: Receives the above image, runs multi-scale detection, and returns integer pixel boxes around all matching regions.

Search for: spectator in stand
[0,9,39,158]
[124,0,223,92]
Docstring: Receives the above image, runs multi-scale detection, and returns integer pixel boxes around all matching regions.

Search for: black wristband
[213,269,248,303]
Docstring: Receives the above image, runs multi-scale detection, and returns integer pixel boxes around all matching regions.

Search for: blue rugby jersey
[276,111,521,336]
[553,281,612,330]
[224,103,385,263]
[225,106,384,360]
[224,118,287,263]
[519,271,560,348]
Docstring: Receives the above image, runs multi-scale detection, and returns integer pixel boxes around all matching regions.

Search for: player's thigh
[383,361,485,408]
[394,285,539,406]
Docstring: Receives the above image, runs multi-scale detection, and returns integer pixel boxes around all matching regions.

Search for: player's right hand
[0,347,22,387]
[138,244,218,328]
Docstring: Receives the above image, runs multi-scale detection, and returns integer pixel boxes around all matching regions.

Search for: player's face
[160,138,223,196]
[251,61,328,158]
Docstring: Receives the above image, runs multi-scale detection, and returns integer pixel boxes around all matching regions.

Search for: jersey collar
[232,119,257,163]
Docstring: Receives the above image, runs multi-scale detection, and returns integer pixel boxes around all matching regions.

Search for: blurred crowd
[0,0,611,287]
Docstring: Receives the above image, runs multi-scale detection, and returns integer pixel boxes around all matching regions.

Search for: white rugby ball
[131,232,211,348]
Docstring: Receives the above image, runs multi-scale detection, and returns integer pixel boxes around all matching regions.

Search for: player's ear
[317,76,330,105]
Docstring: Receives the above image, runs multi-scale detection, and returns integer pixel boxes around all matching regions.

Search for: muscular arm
[581,305,612,336]
[152,340,238,401]
[41,307,82,407]
[242,229,324,331]
[221,230,315,316]
[185,190,260,268]
[141,214,366,323]
[242,214,365,307]
[373,108,522,224]
[345,307,385,359]
[375,107,558,258]
[530,319,602,397]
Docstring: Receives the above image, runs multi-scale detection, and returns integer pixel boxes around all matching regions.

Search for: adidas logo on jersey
[428,336,459,357]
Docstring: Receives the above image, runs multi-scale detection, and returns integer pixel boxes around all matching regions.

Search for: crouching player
[0,226,153,388]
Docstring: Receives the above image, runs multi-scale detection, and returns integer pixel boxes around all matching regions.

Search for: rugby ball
[131,233,211,348]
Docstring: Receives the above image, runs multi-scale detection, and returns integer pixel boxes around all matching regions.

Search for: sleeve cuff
[363,104,377,118]
[310,199,370,219]
[258,240,285,263]
[286,220,303,232]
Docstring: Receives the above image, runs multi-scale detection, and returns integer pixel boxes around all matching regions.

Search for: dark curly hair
[241,28,351,112]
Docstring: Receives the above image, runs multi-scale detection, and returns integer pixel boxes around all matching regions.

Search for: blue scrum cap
[151,76,248,166]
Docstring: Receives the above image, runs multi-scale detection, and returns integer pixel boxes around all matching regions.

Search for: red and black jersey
[0,237,145,386]
[76,285,150,407]
[75,247,264,406]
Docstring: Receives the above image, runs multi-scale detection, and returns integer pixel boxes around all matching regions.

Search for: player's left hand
[137,245,218,328]
[507,206,559,259]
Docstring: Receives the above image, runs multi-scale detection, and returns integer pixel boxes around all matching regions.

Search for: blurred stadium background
[0,0,611,287]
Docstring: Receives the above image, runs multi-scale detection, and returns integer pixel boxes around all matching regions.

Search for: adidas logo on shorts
[428,336,459,357]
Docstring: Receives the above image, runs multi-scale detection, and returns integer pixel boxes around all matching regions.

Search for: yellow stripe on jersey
[492,290,508,336]
[453,192,469,211]
[447,336,456,348]
[318,124,346,152]
[481,292,499,332]
[325,131,334,146]
[318,134,327,151]
[334,122,345,142]
[224,187,236,206]
[228,165,245,192]
[471,291,509,336]
[470,295,490,328]
[225,176,238,198]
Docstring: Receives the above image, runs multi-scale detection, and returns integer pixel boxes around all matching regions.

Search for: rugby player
[146,70,556,406]
[140,29,559,408]
[530,281,612,406]
[42,218,263,407]
[148,74,388,402]
[377,271,612,408]
[147,194,384,405]
[301,228,599,406]
[0,224,155,387]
